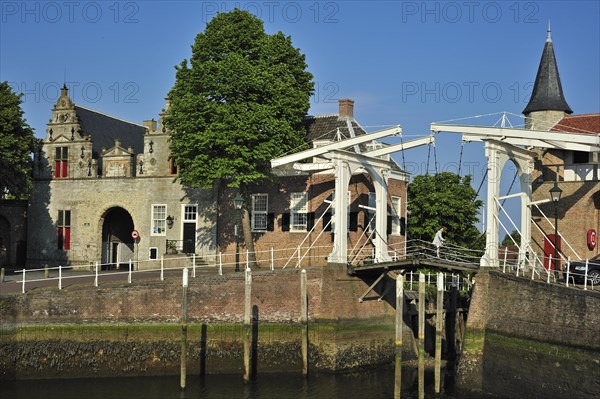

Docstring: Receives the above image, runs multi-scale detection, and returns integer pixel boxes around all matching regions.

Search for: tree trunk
[239,185,258,268]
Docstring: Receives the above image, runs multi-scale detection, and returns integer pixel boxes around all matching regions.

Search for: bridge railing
[404,270,472,292]
[7,241,596,294]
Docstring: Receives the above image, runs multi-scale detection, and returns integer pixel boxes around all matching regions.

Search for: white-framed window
[366,192,376,232]
[184,204,197,222]
[290,192,308,232]
[391,196,402,235]
[152,204,167,236]
[251,194,268,231]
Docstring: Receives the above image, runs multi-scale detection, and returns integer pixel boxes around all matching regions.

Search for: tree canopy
[407,172,483,248]
[501,230,521,247]
[165,9,314,189]
[0,81,37,199]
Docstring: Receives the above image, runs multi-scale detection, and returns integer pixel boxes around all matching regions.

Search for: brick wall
[2,267,394,326]
[532,179,600,264]
[459,271,600,398]
[218,173,407,267]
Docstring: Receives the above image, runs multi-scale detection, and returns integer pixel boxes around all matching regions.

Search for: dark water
[1,367,499,399]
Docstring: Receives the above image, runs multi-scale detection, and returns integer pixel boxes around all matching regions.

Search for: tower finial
[546,20,552,43]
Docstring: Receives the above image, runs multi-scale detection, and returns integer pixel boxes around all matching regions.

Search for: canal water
[2,366,502,399]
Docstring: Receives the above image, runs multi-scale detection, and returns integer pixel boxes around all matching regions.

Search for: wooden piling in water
[180,268,189,390]
[435,272,444,394]
[300,269,308,377]
[418,272,425,399]
[243,268,252,382]
[394,273,404,399]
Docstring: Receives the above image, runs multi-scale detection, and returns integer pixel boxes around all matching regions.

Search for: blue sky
[1,1,599,233]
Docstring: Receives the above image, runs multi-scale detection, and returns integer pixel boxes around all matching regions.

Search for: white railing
[8,239,595,294]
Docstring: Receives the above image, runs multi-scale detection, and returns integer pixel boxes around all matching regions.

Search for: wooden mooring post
[418,272,425,399]
[180,268,189,390]
[300,269,308,377]
[435,272,444,394]
[243,268,252,382]
[394,273,404,399]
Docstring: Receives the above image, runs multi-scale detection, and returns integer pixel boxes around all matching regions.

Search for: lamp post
[233,193,245,272]
[549,182,562,278]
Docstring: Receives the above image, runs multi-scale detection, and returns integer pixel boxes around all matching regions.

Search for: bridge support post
[394,273,404,399]
[371,167,392,263]
[482,141,535,268]
[418,273,425,398]
[435,272,444,394]
[327,160,350,264]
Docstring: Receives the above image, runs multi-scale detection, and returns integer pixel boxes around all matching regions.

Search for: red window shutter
[55,161,61,178]
[61,161,68,178]
[64,227,71,250]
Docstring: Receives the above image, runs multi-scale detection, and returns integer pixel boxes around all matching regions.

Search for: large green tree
[407,172,483,248]
[0,81,37,199]
[165,10,314,265]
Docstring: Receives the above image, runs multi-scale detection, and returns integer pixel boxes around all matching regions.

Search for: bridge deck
[348,257,480,276]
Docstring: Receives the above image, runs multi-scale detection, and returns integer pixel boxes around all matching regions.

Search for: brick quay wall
[1,266,414,380]
[457,270,600,399]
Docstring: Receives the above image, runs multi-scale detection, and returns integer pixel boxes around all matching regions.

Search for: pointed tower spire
[523,27,572,115]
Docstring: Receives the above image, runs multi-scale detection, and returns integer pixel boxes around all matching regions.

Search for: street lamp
[233,193,244,272]
[549,182,562,278]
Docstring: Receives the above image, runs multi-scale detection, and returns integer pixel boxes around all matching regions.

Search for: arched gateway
[101,207,135,269]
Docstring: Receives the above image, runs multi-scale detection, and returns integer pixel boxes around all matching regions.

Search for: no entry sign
[131,230,140,240]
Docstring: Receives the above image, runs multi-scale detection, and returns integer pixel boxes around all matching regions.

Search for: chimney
[143,119,157,131]
[338,98,354,118]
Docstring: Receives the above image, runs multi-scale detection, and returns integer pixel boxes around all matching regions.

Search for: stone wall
[458,271,600,399]
[0,266,413,379]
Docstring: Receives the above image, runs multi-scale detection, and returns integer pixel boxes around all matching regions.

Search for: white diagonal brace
[363,135,434,158]
[462,134,599,153]
[431,123,600,149]
[271,126,401,168]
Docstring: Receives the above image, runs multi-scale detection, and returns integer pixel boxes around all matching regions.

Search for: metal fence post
[565,257,570,287]
[128,259,132,284]
[219,252,223,276]
[58,265,62,290]
[193,253,196,278]
[161,256,164,281]
[22,269,26,294]
[95,262,99,287]
[271,247,274,271]
[584,259,589,291]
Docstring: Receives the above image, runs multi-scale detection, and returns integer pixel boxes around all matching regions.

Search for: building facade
[26,90,407,269]
[526,29,600,268]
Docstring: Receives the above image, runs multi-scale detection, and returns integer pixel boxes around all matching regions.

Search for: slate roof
[304,114,368,143]
[302,113,405,173]
[74,106,146,156]
[523,32,573,115]
[551,113,600,135]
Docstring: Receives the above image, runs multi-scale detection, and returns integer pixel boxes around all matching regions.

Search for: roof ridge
[305,113,338,119]
[74,105,146,128]
[562,113,600,118]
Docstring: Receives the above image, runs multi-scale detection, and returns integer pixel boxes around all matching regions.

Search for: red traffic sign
[131,230,140,240]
